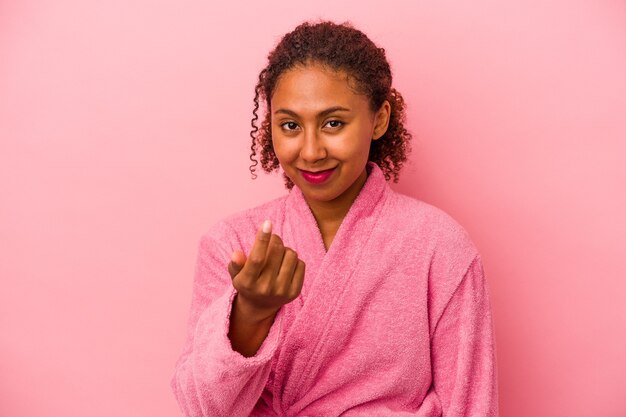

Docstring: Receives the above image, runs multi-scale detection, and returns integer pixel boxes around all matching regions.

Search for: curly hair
[249,20,412,189]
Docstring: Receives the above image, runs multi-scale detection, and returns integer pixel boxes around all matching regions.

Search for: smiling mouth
[299,167,336,184]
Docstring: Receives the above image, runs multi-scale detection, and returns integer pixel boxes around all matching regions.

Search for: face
[270,62,390,208]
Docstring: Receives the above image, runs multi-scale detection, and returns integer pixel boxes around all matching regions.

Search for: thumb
[228,250,246,279]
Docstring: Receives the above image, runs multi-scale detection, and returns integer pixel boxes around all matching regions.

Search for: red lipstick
[300,167,336,184]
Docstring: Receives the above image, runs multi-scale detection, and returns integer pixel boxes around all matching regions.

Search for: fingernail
[262,219,272,234]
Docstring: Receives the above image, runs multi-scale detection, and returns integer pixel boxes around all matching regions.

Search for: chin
[305,188,344,202]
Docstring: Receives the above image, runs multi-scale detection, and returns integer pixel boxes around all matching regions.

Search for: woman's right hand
[228,220,305,323]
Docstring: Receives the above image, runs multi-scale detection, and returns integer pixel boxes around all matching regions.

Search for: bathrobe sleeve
[170,230,284,417]
[430,255,499,416]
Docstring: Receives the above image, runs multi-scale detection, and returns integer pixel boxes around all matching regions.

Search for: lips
[299,167,336,184]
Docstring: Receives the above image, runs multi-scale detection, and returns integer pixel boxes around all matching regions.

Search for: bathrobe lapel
[274,162,392,408]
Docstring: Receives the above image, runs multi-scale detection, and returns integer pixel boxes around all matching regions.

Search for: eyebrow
[273,106,351,118]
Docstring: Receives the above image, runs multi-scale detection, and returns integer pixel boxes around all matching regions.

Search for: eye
[280,121,299,132]
[324,120,344,129]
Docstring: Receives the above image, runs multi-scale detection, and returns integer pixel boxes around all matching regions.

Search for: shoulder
[386,190,479,260]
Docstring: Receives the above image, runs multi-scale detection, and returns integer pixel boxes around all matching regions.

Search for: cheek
[272,136,296,162]
[338,126,373,158]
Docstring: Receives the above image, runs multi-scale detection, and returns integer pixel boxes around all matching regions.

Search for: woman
[171,20,498,416]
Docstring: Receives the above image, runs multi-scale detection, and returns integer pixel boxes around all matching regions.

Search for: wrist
[233,293,279,324]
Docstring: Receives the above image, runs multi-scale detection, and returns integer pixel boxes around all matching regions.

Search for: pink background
[1,1,625,416]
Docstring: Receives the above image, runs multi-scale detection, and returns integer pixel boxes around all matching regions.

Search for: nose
[300,128,327,163]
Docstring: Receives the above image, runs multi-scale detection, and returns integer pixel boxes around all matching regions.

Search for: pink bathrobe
[170,162,498,416]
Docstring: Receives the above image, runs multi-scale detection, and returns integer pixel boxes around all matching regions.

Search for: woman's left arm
[430,255,499,416]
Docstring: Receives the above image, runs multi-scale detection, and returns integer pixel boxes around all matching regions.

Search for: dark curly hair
[249,20,412,189]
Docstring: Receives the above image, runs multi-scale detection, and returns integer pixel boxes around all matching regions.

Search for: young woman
[171,21,498,416]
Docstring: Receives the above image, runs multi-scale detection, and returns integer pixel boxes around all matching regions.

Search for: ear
[372,100,391,140]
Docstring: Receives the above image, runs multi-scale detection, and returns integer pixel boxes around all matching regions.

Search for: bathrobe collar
[275,161,393,407]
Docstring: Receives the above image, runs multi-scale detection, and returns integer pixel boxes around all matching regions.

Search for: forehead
[271,63,369,113]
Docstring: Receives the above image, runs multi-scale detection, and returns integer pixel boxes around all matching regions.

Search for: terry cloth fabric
[170,161,499,416]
